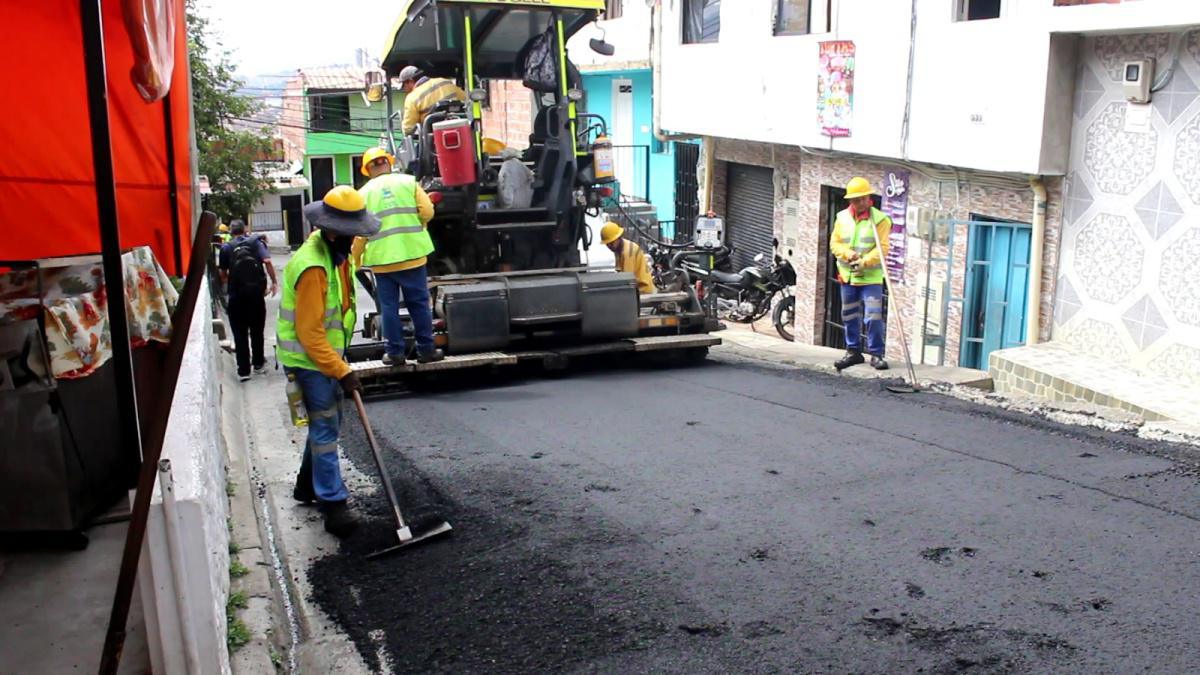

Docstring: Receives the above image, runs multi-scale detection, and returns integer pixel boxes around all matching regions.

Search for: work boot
[870,355,890,371]
[381,352,405,367]
[834,349,864,371]
[319,501,358,538]
[417,348,445,364]
[292,451,316,504]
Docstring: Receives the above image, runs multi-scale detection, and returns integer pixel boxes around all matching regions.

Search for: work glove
[339,371,362,397]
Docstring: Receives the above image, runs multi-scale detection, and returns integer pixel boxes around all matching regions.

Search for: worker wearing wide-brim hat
[600,221,655,294]
[830,177,891,372]
[276,186,380,538]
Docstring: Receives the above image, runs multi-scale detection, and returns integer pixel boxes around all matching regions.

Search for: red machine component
[432,118,476,186]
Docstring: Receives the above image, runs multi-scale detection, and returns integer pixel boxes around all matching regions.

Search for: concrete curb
[711,327,1200,453]
[223,363,287,674]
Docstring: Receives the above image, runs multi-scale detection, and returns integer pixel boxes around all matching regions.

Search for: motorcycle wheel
[773,296,795,342]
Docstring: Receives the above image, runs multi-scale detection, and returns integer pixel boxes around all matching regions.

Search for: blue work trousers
[840,283,886,356]
[287,366,348,503]
[375,265,435,357]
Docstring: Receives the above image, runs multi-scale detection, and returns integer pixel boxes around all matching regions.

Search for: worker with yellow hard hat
[601,221,654,294]
[217,223,231,243]
[398,65,466,135]
[351,147,443,366]
[276,185,380,538]
[830,176,891,372]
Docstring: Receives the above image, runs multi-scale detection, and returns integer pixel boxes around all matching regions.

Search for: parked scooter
[676,244,797,341]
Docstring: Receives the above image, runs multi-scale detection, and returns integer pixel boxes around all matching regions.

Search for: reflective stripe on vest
[275,232,357,371]
[360,174,435,267]
[835,207,888,285]
[414,78,463,112]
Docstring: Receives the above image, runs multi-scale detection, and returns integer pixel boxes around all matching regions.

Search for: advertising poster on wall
[817,40,855,137]
[881,168,909,283]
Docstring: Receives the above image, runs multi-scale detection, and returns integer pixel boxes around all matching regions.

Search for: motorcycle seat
[709,269,746,285]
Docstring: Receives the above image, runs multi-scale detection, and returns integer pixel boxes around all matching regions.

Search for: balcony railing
[308,117,390,134]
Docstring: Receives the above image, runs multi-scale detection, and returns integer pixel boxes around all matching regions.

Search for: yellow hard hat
[324,185,366,211]
[218,223,229,233]
[600,221,624,245]
[361,147,395,176]
[481,137,506,155]
[844,177,876,200]
[301,185,381,237]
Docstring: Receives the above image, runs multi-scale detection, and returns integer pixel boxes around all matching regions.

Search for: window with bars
[682,0,721,44]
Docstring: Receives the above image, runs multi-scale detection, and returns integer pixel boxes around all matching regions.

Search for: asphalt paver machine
[349,0,719,388]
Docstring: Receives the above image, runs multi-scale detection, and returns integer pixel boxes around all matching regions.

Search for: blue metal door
[960,219,1032,370]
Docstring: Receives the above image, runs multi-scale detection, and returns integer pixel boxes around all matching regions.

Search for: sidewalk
[714,322,994,390]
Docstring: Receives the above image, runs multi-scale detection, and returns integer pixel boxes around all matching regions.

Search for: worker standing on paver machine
[831,177,891,372]
[352,147,444,366]
[398,65,466,136]
[601,221,655,294]
[277,186,380,538]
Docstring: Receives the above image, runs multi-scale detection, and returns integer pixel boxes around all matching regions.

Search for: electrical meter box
[694,216,724,249]
[1123,58,1154,104]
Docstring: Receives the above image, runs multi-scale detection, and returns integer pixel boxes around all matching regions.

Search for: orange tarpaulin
[0,0,193,276]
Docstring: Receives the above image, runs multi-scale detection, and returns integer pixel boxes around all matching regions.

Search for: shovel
[879,263,920,394]
[350,390,452,558]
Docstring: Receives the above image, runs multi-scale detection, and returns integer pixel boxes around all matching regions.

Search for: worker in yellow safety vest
[600,221,655,294]
[830,177,891,372]
[276,186,380,538]
[351,147,444,366]
[398,66,466,135]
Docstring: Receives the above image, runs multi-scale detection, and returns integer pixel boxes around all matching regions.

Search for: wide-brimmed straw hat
[303,185,380,237]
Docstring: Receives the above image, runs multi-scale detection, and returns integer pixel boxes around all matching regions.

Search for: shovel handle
[351,390,408,530]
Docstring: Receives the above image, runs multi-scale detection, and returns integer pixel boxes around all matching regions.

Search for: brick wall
[480,80,534,150]
[711,138,1063,368]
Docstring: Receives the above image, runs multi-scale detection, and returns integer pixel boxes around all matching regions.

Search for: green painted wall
[303,89,405,194]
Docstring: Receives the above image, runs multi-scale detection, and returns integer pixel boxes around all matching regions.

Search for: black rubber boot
[319,501,358,538]
[381,352,405,367]
[834,350,865,371]
[870,355,890,370]
[292,449,316,504]
[417,348,445,364]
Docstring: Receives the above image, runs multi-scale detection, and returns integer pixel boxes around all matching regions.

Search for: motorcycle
[677,247,797,341]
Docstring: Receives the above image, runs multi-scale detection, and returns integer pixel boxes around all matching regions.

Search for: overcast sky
[198,0,401,76]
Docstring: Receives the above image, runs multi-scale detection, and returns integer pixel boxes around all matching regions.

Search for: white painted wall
[138,281,232,675]
[657,0,1200,176]
[569,1,652,69]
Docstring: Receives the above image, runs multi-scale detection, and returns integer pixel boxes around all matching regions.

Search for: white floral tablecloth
[0,246,178,379]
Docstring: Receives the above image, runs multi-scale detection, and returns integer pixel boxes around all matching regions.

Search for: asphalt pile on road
[308,419,684,673]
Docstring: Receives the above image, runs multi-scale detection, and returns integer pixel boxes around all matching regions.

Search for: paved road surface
[301,356,1200,674]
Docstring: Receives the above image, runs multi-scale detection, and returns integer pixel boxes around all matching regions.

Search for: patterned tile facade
[1074,213,1143,303]
[1083,103,1158,195]
[1054,32,1200,387]
[709,140,1063,367]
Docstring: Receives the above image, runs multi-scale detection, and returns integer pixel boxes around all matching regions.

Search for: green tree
[186,0,274,223]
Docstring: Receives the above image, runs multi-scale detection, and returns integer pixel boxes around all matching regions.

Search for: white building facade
[655,0,1200,388]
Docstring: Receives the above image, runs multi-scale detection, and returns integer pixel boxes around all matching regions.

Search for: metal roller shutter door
[726,164,775,271]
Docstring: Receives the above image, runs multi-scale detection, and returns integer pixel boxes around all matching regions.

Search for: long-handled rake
[350,390,453,558]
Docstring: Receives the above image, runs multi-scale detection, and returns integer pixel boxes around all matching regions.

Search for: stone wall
[1055,31,1200,385]
[710,138,1063,367]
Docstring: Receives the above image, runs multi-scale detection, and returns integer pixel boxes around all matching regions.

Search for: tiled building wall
[1056,32,1200,385]
[711,138,1063,368]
